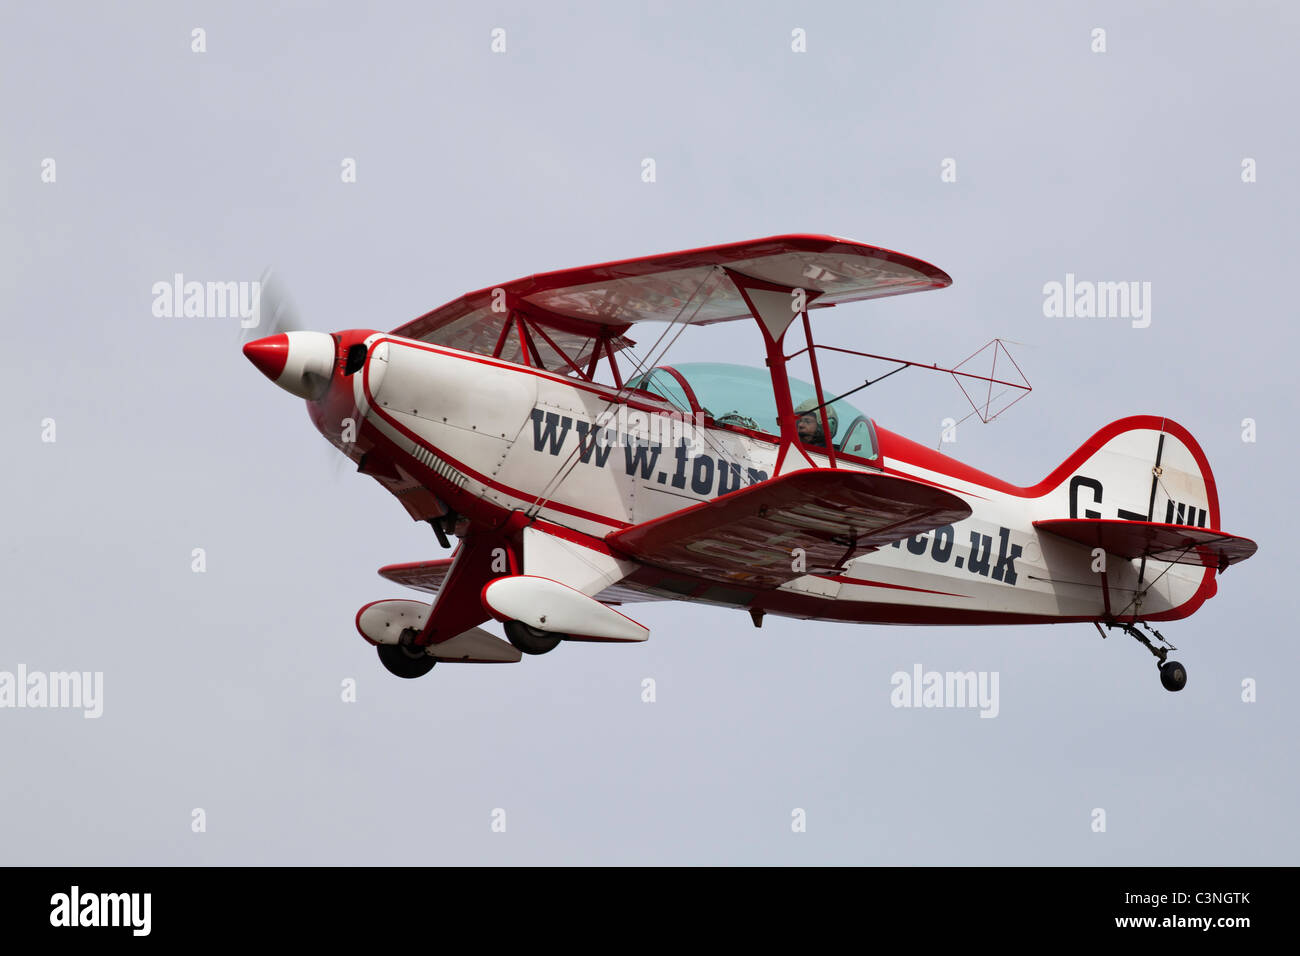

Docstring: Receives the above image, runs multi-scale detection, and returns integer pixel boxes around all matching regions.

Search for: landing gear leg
[1100,620,1186,692]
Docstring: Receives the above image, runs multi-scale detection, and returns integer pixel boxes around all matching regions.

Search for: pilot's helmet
[793,398,838,440]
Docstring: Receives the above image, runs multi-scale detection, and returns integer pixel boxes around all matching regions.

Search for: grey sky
[2,1,1296,864]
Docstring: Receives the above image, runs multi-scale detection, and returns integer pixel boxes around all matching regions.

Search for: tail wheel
[377,642,437,679]
[1159,660,1187,693]
[504,620,564,656]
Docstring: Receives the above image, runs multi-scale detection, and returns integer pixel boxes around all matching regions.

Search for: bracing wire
[524,266,728,518]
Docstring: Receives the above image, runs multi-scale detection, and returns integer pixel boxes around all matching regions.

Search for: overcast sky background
[2,1,1297,865]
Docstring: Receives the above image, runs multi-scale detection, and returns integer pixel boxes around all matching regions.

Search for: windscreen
[632,363,875,458]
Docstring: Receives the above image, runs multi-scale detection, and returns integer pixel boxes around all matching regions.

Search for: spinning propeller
[242,269,337,401]
[242,269,356,478]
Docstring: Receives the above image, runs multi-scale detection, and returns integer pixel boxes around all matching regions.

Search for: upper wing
[1034,519,1257,571]
[389,234,950,372]
[606,470,971,589]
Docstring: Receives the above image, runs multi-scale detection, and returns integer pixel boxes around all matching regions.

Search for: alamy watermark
[50,886,150,936]
[890,663,999,718]
[1042,273,1151,328]
[587,406,709,451]
[151,273,261,327]
[0,665,103,718]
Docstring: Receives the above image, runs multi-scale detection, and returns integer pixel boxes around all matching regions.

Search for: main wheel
[377,642,437,678]
[504,620,564,656]
[1159,660,1187,692]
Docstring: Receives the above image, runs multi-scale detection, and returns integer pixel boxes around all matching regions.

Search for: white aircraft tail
[1036,416,1219,529]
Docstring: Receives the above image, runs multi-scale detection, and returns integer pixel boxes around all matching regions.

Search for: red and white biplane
[243,235,1256,692]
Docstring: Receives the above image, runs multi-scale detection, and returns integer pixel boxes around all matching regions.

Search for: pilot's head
[793,399,838,446]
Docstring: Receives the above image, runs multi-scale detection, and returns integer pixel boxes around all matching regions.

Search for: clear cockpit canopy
[627,362,878,461]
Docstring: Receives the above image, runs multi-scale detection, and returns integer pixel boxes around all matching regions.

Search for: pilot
[794,398,838,449]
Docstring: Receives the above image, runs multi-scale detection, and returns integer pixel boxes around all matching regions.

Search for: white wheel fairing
[356,599,430,646]
[356,600,522,662]
[482,576,650,643]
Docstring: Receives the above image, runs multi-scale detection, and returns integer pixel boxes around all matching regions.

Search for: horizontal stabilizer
[607,470,971,589]
[1034,519,1257,571]
[378,559,453,595]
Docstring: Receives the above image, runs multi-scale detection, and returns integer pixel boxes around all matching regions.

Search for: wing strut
[726,268,830,475]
